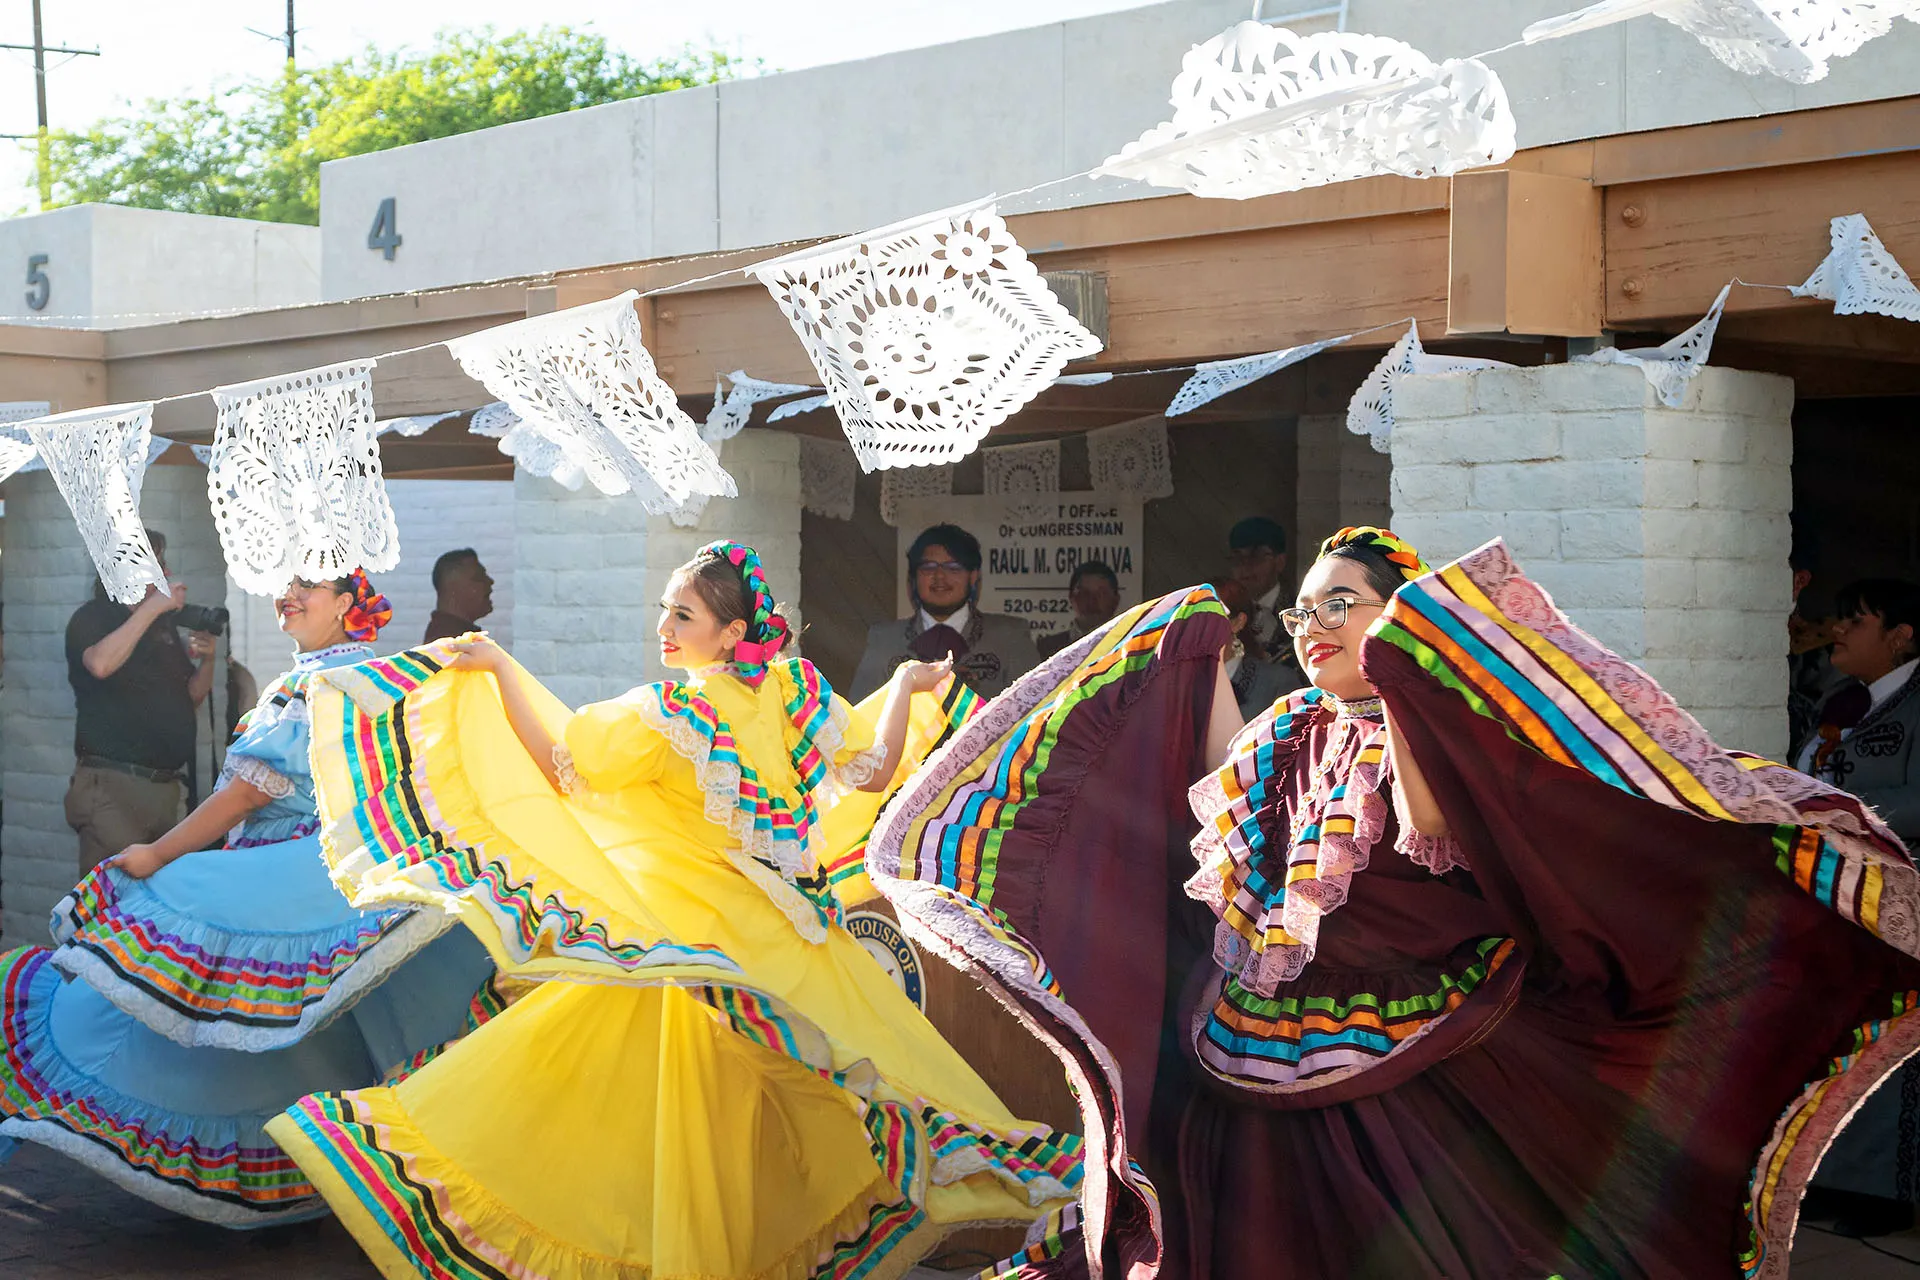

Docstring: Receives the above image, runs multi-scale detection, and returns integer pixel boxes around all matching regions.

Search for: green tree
[31,27,750,223]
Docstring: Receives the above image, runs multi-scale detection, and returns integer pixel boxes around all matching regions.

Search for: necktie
[1812,683,1873,775]
[910,624,969,664]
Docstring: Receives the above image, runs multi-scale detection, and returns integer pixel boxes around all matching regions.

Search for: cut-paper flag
[1097,22,1515,200]
[446,291,735,507]
[752,201,1102,472]
[208,361,402,596]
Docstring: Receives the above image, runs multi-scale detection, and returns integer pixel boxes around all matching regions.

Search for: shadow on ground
[9,1139,1920,1278]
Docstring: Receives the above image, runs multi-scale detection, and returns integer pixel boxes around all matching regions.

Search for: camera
[175,603,230,635]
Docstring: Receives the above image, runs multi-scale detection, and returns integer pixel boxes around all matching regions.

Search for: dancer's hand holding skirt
[266,644,1079,1280]
[865,548,1920,1279]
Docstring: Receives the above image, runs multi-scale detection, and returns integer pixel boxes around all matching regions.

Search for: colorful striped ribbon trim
[1371,541,1917,950]
[1195,937,1516,1088]
[1,947,315,1210]
[1740,990,1920,1278]
[317,646,741,975]
[902,589,1226,907]
[55,870,410,1028]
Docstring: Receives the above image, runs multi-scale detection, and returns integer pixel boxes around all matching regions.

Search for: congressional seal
[844,910,926,1010]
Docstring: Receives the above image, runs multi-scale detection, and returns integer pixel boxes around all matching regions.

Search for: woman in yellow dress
[266,541,1081,1280]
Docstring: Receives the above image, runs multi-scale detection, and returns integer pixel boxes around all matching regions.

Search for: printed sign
[891,493,1145,638]
[844,910,926,1010]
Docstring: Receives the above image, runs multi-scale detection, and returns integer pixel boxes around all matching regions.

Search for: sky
[0,0,1165,213]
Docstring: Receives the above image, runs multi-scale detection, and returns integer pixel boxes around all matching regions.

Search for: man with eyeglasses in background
[852,522,1040,700]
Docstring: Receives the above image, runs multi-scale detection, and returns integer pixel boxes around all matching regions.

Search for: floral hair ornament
[701,541,790,687]
[342,568,393,642]
[1319,525,1431,583]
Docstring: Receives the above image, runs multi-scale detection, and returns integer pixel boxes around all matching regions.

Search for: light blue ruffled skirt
[0,832,497,1225]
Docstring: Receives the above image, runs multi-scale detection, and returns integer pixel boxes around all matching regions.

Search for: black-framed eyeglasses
[915,560,968,575]
[1279,597,1390,637]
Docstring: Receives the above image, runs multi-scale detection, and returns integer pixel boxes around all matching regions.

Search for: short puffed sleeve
[556,695,673,796]
[219,688,308,799]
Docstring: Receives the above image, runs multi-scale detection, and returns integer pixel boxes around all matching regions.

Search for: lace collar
[1333,694,1384,719]
[627,658,858,942]
[294,642,375,672]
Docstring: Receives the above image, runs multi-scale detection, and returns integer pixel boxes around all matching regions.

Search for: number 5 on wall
[367,198,402,261]
[25,254,49,310]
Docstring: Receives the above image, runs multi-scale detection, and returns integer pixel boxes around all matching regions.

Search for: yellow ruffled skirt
[265,648,1076,1280]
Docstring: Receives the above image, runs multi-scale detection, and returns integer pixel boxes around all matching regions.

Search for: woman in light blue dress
[0,570,495,1226]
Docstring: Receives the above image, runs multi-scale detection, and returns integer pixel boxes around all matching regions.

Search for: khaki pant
[64,765,184,873]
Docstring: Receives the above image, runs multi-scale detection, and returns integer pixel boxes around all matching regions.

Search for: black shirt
[66,597,197,770]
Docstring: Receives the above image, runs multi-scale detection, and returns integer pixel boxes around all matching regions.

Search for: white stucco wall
[0,465,228,945]
[317,0,1920,300]
[0,204,320,327]
[1390,362,1795,757]
[381,478,518,651]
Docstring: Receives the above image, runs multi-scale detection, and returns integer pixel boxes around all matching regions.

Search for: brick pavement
[9,1135,1920,1280]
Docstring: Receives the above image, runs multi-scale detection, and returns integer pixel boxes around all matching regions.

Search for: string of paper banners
[2,1,1918,605]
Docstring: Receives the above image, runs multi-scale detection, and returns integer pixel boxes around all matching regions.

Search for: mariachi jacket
[1820,665,1920,847]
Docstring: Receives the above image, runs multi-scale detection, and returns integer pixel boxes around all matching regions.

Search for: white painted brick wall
[1,465,227,945]
[383,479,517,650]
[1338,424,1392,533]
[510,432,802,710]
[1390,363,1794,757]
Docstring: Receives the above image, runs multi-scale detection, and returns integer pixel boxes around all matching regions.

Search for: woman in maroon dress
[870,527,1920,1279]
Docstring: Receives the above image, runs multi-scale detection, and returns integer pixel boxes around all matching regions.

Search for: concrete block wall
[0,464,227,945]
[510,432,802,710]
[1296,413,1393,568]
[384,479,517,651]
[1390,362,1794,757]
[316,0,1920,302]
[0,204,320,326]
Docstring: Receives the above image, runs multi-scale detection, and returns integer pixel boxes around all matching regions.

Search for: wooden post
[1447,169,1603,338]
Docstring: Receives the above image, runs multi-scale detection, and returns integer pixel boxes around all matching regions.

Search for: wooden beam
[1590,97,1920,188]
[1603,152,1920,327]
[0,324,108,411]
[1004,173,1449,256]
[0,324,106,360]
[547,211,1454,400]
[1448,170,1603,337]
[382,461,516,481]
[1714,343,1920,398]
[102,283,528,438]
[101,283,528,361]
[1720,309,1920,364]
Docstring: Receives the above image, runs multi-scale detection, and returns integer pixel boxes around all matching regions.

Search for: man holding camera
[64,529,219,872]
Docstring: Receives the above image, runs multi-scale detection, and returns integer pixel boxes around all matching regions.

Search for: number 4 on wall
[367,197,402,261]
